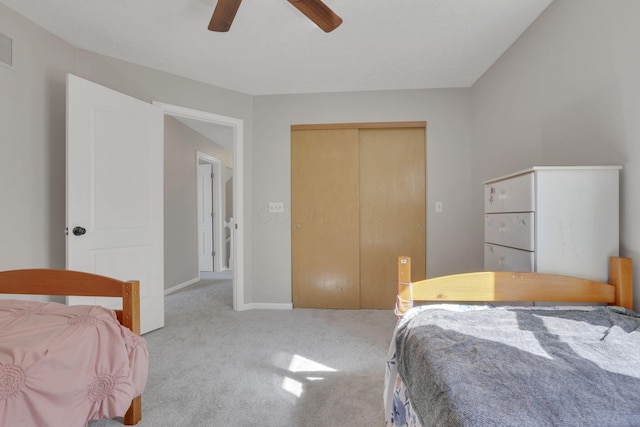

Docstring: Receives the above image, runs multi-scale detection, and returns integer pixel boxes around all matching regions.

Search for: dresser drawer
[485,213,535,251]
[484,244,534,272]
[484,172,534,213]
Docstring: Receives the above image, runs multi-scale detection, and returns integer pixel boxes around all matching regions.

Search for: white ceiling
[0,0,553,96]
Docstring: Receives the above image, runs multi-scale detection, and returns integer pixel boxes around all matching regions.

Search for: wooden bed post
[121,280,141,335]
[122,280,142,426]
[397,256,413,316]
[610,257,633,310]
[124,397,142,426]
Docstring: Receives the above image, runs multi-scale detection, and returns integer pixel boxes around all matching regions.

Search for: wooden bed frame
[0,268,143,425]
[396,256,634,316]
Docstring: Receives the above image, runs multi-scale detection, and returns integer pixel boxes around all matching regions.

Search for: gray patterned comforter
[395,305,640,426]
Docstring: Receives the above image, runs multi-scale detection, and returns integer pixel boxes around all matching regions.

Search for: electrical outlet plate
[269,202,284,213]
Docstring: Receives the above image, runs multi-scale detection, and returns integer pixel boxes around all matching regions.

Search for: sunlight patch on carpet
[281,354,337,398]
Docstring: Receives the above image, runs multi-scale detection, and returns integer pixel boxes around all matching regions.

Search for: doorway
[154,102,245,311]
[197,152,225,273]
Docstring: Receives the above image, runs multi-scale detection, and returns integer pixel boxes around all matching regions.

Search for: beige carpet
[90,275,396,427]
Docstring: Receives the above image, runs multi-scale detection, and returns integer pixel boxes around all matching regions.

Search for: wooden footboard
[0,269,143,425]
[397,256,633,316]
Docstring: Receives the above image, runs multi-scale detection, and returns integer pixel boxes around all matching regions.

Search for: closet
[291,122,426,309]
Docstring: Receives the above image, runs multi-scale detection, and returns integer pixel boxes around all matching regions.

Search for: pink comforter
[0,300,149,426]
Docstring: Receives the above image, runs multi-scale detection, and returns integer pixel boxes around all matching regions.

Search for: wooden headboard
[0,268,142,425]
[396,256,633,316]
[0,268,140,333]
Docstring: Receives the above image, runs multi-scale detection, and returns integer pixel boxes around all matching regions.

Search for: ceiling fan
[209,0,343,33]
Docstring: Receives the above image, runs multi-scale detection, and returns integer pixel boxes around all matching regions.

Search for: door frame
[197,151,225,272]
[154,102,245,311]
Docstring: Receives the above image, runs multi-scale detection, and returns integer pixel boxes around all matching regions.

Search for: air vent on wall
[0,31,13,68]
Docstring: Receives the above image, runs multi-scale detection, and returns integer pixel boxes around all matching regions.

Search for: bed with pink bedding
[0,269,149,426]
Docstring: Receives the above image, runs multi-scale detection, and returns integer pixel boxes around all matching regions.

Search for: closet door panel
[291,129,360,308]
[359,128,426,309]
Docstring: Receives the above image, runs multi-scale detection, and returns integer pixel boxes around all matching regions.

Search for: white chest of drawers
[483,166,621,282]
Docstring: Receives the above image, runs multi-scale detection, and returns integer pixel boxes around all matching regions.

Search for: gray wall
[470,0,640,308]
[252,90,474,304]
[164,116,233,290]
[0,6,73,271]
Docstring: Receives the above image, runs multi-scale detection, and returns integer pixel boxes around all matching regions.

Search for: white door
[198,163,214,271]
[66,74,164,334]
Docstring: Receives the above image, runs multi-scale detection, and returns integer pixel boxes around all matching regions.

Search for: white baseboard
[164,277,200,296]
[239,302,293,311]
[165,279,293,311]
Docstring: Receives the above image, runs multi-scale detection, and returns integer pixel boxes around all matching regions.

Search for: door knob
[293,224,301,231]
[72,226,87,236]
[417,224,424,232]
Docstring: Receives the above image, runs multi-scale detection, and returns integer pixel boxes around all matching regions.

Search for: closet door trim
[291,122,426,131]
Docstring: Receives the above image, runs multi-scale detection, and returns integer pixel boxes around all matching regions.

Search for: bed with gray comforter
[389,305,640,427]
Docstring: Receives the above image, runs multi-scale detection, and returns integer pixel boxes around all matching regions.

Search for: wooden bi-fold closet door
[291,123,426,309]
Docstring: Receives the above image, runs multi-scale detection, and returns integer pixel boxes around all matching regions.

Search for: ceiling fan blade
[287,0,343,33]
[208,0,243,32]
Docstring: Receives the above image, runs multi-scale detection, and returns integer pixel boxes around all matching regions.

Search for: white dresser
[483,166,621,282]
